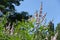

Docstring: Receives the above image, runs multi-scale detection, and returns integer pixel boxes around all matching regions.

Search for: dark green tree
[7,11,32,22]
[0,0,23,14]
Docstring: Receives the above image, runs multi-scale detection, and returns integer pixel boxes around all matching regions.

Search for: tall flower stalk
[29,2,47,40]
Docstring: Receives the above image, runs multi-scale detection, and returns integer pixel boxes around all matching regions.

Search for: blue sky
[15,0,60,27]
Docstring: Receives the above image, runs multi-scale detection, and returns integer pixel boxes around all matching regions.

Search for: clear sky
[15,0,60,27]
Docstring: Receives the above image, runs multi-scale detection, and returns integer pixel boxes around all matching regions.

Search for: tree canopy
[0,0,23,14]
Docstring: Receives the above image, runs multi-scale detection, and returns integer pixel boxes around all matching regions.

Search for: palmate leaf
[13,21,33,40]
[28,21,34,28]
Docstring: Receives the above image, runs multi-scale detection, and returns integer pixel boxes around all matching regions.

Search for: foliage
[0,0,23,14]
[0,14,34,40]
[56,23,60,40]
[7,11,32,22]
[48,21,54,40]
